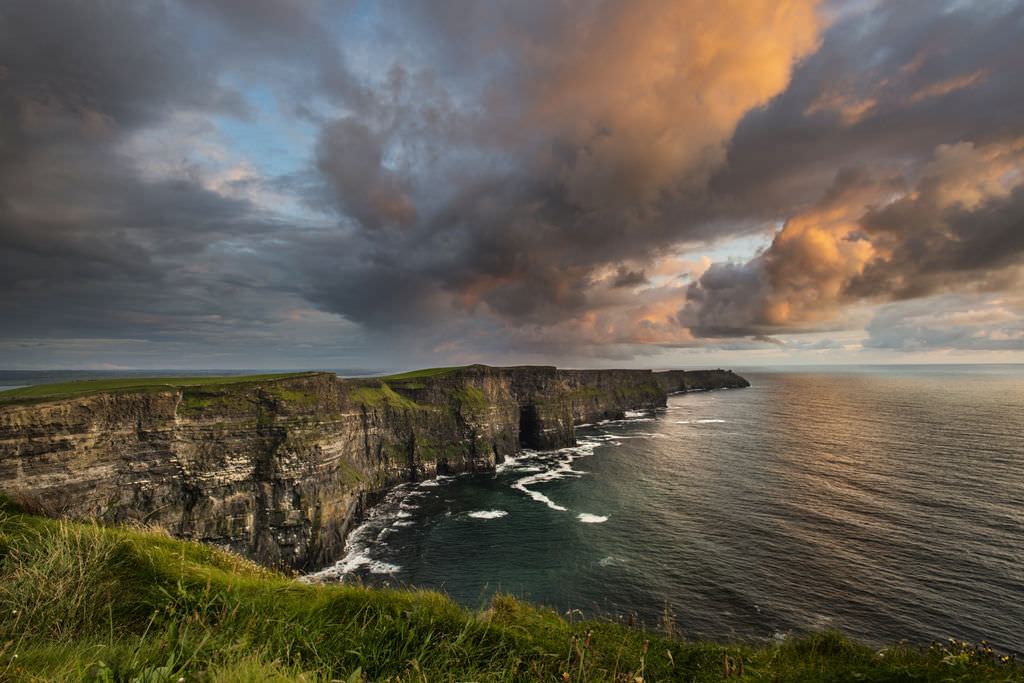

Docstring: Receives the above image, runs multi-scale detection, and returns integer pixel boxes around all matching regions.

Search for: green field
[0,497,1017,681]
[380,366,463,381]
[0,373,313,404]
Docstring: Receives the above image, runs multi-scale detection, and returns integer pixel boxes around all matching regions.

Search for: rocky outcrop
[0,365,747,570]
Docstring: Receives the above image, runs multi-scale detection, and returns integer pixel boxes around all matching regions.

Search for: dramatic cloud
[0,0,1021,368]
[291,0,823,339]
[682,0,1024,347]
[683,140,1024,336]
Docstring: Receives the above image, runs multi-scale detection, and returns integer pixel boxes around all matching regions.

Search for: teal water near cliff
[316,365,1024,653]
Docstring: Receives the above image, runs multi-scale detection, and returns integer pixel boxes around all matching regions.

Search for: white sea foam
[467,509,508,519]
[577,513,608,523]
[497,450,537,473]
[624,410,648,418]
[513,485,568,511]
[308,548,379,580]
[301,479,425,582]
[697,419,725,423]
[509,439,608,513]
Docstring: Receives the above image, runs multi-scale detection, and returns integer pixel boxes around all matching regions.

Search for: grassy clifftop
[0,498,1017,681]
[0,372,318,405]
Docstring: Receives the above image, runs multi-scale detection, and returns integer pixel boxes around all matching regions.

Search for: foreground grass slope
[0,500,1017,682]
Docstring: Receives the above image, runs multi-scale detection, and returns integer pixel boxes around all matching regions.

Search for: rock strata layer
[0,365,748,570]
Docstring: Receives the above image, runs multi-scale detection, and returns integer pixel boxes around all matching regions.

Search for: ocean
[311,365,1024,653]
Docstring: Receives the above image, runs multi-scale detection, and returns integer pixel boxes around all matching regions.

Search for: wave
[496,449,538,473]
[302,477,434,582]
[512,482,569,511]
[509,437,612,513]
[467,510,508,519]
[510,450,585,512]
[417,474,455,488]
[304,551,401,580]
[577,513,608,523]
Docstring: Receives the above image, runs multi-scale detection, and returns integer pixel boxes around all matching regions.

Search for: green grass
[349,383,424,411]
[380,367,463,381]
[449,385,487,410]
[0,373,315,405]
[0,498,1018,682]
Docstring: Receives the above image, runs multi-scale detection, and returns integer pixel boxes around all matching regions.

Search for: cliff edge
[0,365,748,570]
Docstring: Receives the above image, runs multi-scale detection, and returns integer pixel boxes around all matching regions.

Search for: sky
[1,0,1023,371]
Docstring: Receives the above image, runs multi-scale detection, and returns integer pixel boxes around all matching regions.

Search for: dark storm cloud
[612,268,648,289]
[0,1,242,140]
[317,117,417,227]
[0,0,312,351]
[850,181,1024,300]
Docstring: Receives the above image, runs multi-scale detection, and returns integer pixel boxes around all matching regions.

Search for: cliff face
[0,365,747,570]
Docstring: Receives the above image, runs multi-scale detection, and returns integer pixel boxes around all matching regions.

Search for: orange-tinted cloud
[516,0,822,207]
[684,138,1024,337]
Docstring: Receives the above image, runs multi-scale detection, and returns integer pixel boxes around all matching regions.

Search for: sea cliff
[0,365,748,570]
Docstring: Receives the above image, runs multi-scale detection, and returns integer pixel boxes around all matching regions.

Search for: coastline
[0,365,748,572]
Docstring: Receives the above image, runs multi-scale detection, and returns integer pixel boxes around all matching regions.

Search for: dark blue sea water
[313,366,1024,653]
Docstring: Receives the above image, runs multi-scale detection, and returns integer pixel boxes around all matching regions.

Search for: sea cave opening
[518,404,541,450]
